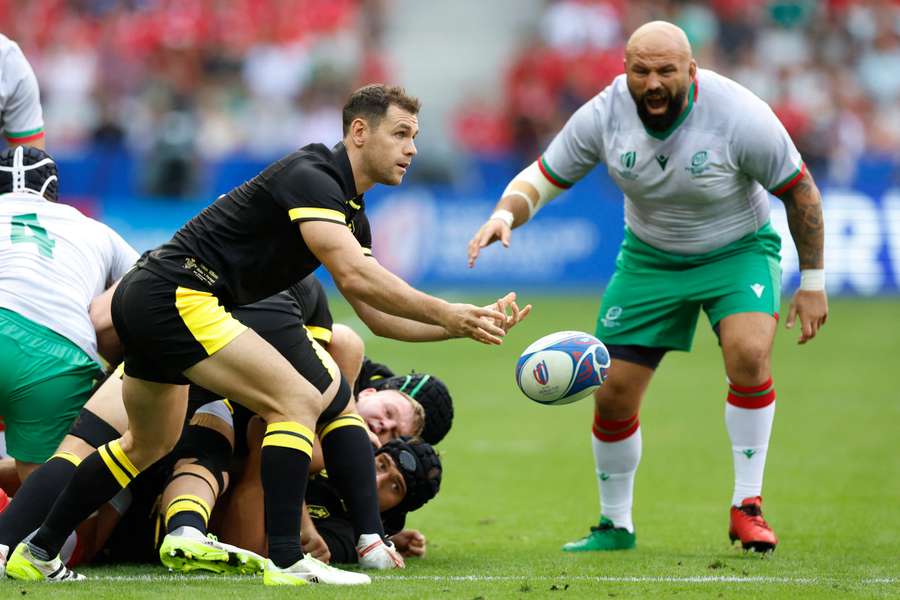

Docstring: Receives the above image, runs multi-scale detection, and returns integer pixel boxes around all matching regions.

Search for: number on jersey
[10,213,55,258]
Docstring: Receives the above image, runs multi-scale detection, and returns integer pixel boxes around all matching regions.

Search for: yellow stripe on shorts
[165,494,211,526]
[174,287,247,355]
[263,421,314,456]
[318,413,366,439]
[304,325,333,344]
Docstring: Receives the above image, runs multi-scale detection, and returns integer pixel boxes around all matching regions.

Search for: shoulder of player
[696,68,768,113]
[267,146,346,194]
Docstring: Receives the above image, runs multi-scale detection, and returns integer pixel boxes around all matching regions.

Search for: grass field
[5,296,899,598]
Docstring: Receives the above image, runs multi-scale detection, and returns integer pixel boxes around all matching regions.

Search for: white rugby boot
[356,533,405,569]
[263,554,371,586]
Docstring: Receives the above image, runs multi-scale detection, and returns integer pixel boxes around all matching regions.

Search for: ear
[349,117,368,148]
[689,59,698,80]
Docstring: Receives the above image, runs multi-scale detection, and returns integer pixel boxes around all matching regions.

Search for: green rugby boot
[561,517,636,552]
[159,528,265,575]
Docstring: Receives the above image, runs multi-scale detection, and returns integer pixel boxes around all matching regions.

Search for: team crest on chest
[686,150,710,176]
[617,151,639,180]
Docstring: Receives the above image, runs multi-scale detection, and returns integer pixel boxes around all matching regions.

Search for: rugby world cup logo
[533,360,549,385]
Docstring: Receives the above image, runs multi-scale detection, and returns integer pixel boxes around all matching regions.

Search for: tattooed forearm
[779,172,824,269]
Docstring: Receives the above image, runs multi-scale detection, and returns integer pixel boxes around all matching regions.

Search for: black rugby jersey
[140,142,372,307]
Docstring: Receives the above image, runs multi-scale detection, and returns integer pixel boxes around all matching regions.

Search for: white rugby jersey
[540,68,804,254]
[0,34,44,146]
[0,192,138,363]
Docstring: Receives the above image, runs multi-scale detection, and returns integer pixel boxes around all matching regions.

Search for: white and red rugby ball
[515,331,610,405]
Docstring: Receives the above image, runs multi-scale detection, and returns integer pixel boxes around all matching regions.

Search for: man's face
[375,452,407,511]
[625,45,695,132]
[357,389,418,444]
[361,104,418,186]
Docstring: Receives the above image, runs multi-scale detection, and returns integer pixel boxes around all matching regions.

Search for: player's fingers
[474,306,508,323]
[517,303,533,322]
[477,317,507,338]
[785,302,798,329]
[467,235,482,267]
[501,225,511,248]
[799,315,814,344]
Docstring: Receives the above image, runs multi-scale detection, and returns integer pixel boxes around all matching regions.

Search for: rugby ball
[515,331,610,405]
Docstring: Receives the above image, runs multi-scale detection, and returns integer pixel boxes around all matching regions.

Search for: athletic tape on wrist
[799,269,825,291]
[490,209,514,228]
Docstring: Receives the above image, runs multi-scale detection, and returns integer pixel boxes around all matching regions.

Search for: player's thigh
[183,328,326,424]
[593,358,656,419]
[324,324,365,386]
[82,372,130,433]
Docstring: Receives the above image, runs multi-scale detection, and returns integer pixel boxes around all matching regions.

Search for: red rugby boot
[729,496,777,553]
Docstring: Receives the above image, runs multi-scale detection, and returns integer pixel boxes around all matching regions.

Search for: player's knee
[593,378,641,417]
[725,342,771,384]
[330,324,364,361]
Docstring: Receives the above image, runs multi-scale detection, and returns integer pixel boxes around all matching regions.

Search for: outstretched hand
[442,303,509,345]
[785,289,828,344]
[467,218,511,268]
[488,292,532,333]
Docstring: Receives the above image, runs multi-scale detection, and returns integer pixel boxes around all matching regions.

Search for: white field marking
[87,574,898,585]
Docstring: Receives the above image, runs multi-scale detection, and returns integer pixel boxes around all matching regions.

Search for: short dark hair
[342,84,421,136]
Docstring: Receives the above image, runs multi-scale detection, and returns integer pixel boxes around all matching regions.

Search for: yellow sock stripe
[165,495,211,526]
[108,440,140,478]
[98,444,134,488]
[262,421,314,456]
[50,451,82,467]
[318,414,367,439]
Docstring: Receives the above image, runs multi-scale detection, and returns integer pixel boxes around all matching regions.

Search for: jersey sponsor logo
[182,257,219,286]
[601,306,622,328]
[617,151,639,180]
[655,154,669,170]
[687,150,710,176]
[750,283,765,298]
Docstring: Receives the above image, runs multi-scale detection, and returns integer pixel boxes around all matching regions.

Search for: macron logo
[750,284,765,298]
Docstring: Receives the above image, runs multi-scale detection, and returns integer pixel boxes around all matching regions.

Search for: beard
[630,85,688,133]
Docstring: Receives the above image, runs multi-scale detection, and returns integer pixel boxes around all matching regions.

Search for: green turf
[4,296,899,598]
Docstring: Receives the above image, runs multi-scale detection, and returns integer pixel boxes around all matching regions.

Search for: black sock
[260,422,313,568]
[320,414,384,537]
[29,441,139,558]
[0,454,79,549]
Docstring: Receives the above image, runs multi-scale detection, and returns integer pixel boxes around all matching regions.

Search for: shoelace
[737,504,773,530]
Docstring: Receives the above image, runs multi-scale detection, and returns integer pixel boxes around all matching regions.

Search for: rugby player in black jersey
[7,84,530,586]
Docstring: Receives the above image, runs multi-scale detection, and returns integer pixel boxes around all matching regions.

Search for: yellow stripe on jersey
[318,413,367,439]
[114,363,126,379]
[263,421,314,456]
[175,287,247,356]
[288,207,346,224]
[304,325,333,344]
[51,451,82,467]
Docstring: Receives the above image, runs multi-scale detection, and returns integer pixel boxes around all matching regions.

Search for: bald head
[626,21,693,62]
[624,21,697,133]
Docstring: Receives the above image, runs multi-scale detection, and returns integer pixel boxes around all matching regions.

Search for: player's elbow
[331,261,375,302]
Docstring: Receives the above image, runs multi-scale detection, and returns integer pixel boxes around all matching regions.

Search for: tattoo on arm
[779,172,824,270]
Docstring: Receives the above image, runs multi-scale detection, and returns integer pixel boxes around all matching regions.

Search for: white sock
[592,425,641,533]
[725,401,775,506]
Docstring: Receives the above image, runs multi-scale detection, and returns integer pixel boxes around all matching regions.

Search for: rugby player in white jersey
[0,146,137,489]
[0,34,45,150]
[468,21,828,553]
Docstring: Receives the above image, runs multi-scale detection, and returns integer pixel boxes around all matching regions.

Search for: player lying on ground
[468,21,827,554]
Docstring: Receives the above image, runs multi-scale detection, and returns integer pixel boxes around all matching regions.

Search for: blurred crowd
[2,0,898,194]
[455,0,900,186]
[1,0,389,194]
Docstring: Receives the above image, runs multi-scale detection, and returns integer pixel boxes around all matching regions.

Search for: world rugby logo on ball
[516,331,610,405]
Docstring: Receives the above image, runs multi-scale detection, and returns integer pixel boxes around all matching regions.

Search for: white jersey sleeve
[97,221,139,286]
[539,89,609,189]
[732,97,804,196]
[0,35,44,145]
